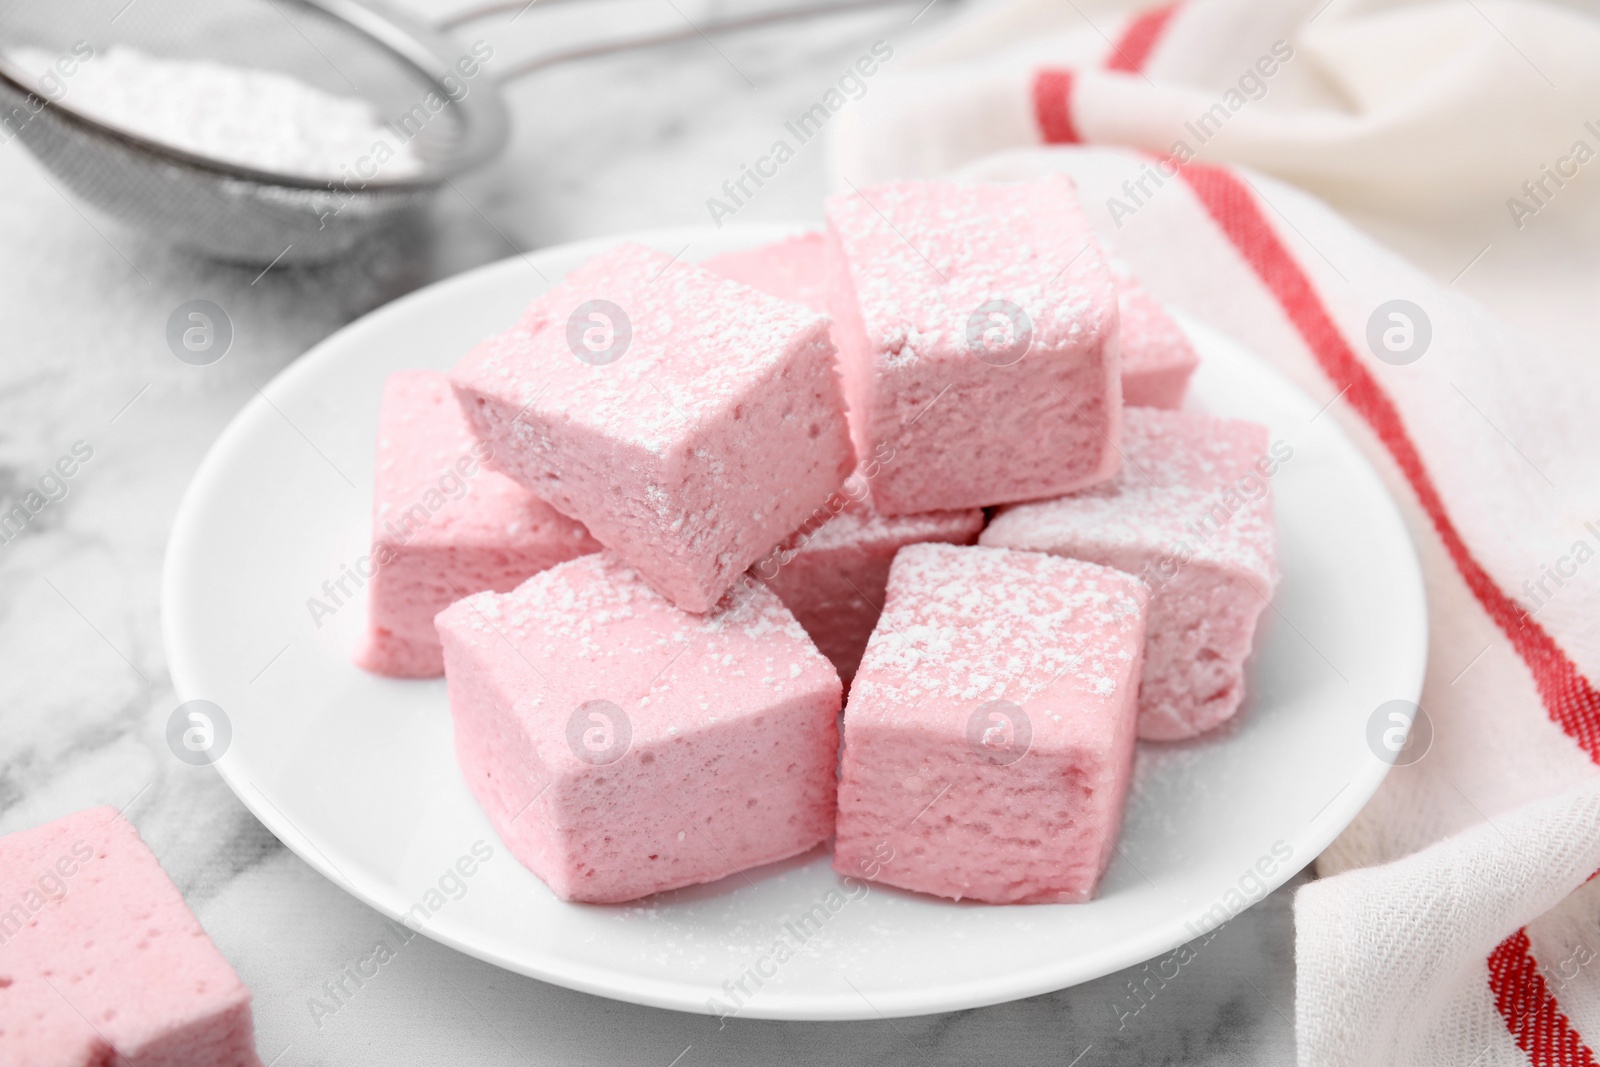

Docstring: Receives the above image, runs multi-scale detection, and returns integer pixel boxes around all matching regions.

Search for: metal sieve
[0,0,911,265]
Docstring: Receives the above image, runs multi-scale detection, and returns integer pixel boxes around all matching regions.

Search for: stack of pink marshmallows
[359,175,1279,906]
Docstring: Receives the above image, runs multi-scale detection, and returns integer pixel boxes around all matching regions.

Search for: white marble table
[0,1,1297,1062]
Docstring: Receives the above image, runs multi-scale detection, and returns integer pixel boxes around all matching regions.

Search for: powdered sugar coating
[823,176,1122,514]
[982,408,1277,581]
[800,494,981,554]
[714,228,1195,412]
[827,178,1111,360]
[982,408,1281,740]
[834,543,1148,904]
[437,552,842,903]
[443,553,825,685]
[850,543,1146,710]
[450,242,856,612]
[456,243,831,453]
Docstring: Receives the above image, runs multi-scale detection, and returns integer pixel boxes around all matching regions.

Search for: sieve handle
[439,0,926,83]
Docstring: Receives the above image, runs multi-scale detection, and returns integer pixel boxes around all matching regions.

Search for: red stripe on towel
[1489,928,1599,1066]
[1107,3,1178,72]
[1033,69,1082,144]
[1033,3,1178,141]
[1176,161,1600,766]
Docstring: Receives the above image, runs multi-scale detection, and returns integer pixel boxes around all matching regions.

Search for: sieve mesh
[0,0,506,264]
[0,0,918,265]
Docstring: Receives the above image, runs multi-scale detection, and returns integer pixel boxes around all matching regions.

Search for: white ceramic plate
[163,224,1427,1020]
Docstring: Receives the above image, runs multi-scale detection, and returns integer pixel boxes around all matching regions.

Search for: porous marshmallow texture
[358,369,600,677]
[0,807,261,1067]
[834,543,1147,904]
[436,552,843,903]
[823,176,1122,515]
[449,243,856,613]
[982,408,1280,740]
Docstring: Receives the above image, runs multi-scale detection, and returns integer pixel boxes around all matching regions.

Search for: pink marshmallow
[450,243,856,613]
[756,489,984,683]
[1109,257,1199,410]
[834,544,1147,904]
[982,408,1280,740]
[436,552,843,904]
[358,370,601,677]
[702,233,828,313]
[0,808,261,1067]
[823,176,1122,515]
[712,231,1197,413]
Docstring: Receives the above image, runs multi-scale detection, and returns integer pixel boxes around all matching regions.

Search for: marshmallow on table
[982,408,1280,741]
[702,232,827,313]
[0,807,261,1067]
[823,176,1122,515]
[1110,258,1200,410]
[436,552,842,904]
[834,543,1148,904]
[450,243,856,613]
[756,490,984,683]
[358,370,600,678]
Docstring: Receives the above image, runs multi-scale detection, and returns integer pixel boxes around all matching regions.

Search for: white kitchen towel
[829,1,1600,1064]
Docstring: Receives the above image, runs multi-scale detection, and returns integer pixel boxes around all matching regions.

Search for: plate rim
[162,223,1429,1020]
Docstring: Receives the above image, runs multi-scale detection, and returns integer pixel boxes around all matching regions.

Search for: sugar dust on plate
[8,45,422,180]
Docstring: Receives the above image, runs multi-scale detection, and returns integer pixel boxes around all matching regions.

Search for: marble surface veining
[0,1,1298,1063]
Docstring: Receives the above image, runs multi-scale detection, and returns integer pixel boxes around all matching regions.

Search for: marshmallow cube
[703,232,829,314]
[757,492,984,683]
[823,176,1122,515]
[1109,258,1199,410]
[358,370,600,678]
[450,243,856,613]
[983,408,1279,740]
[833,544,1147,904]
[712,231,1196,413]
[0,808,261,1067]
[437,552,843,904]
